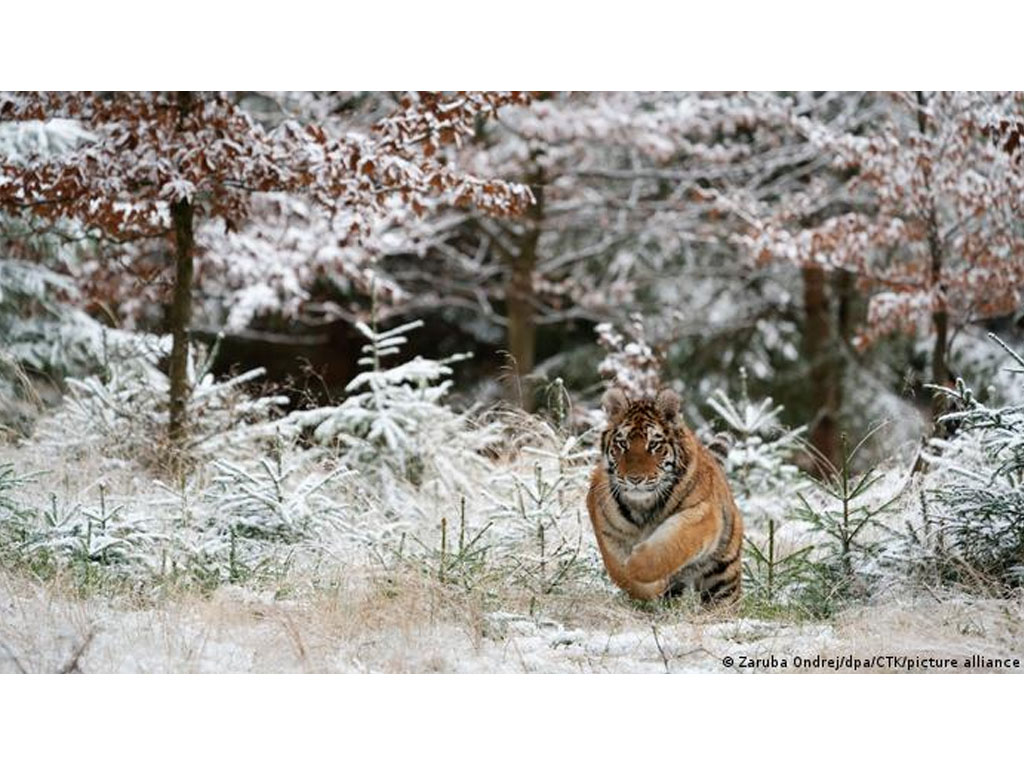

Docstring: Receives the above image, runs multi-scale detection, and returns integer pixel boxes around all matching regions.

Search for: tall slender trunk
[167,92,195,449]
[832,267,855,453]
[835,268,854,343]
[917,91,949,427]
[803,264,840,468]
[504,159,544,411]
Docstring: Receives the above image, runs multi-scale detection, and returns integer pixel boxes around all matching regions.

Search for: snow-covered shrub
[267,319,501,500]
[742,438,902,617]
[391,499,496,593]
[36,335,287,468]
[368,404,600,599]
[0,256,70,369]
[917,335,1024,590]
[9,486,161,582]
[146,450,353,587]
[0,441,354,590]
[479,414,599,594]
[705,369,809,523]
[0,118,101,434]
[203,456,350,543]
[0,238,97,437]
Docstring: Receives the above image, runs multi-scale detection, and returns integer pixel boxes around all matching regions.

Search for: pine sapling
[794,428,899,599]
[743,518,815,607]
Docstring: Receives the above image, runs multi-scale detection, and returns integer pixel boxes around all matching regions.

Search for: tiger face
[600,388,683,513]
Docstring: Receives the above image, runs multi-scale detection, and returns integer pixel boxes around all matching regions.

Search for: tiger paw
[625,576,669,601]
[625,542,662,583]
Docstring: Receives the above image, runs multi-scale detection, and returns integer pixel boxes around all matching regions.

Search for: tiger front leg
[625,503,719,584]
[590,518,669,599]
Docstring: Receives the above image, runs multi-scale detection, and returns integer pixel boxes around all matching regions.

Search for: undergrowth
[3,328,1023,627]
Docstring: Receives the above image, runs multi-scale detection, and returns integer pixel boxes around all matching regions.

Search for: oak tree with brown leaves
[0,91,532,455]
[745,91,1024,436]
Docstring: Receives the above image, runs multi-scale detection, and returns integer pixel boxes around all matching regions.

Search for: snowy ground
[3,567,1022,673]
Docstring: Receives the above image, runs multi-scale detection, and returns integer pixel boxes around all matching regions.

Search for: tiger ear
[655,389,681,423]
[602,387,629,421]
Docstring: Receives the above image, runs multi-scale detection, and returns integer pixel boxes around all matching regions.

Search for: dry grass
[3,407,1023,674]
[2,564,1021,673]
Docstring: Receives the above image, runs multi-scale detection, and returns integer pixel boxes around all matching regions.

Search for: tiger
[586,387,744,605]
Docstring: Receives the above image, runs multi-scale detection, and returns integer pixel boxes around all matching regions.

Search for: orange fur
[586,388,744,604]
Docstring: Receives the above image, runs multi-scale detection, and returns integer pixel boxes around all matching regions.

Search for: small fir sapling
[266,316,502,501]
[793,428,900,602]
[705,368,809,524]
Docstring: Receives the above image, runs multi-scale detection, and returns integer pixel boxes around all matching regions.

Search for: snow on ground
[2,569,1021,673]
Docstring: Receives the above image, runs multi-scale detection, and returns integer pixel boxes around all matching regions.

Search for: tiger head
[600,387,685,511]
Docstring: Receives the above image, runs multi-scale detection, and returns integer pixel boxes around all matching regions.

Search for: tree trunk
[803,264,840,468]
[917,91,949,428]
[504,159,544,411]
[167,92,195,450]
[832,267,855,458]
[928,218,949,422]
[836,268,854,343]
[167,198,194,448]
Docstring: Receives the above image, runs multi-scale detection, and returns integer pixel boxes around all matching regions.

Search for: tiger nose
[627,474,646,484]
